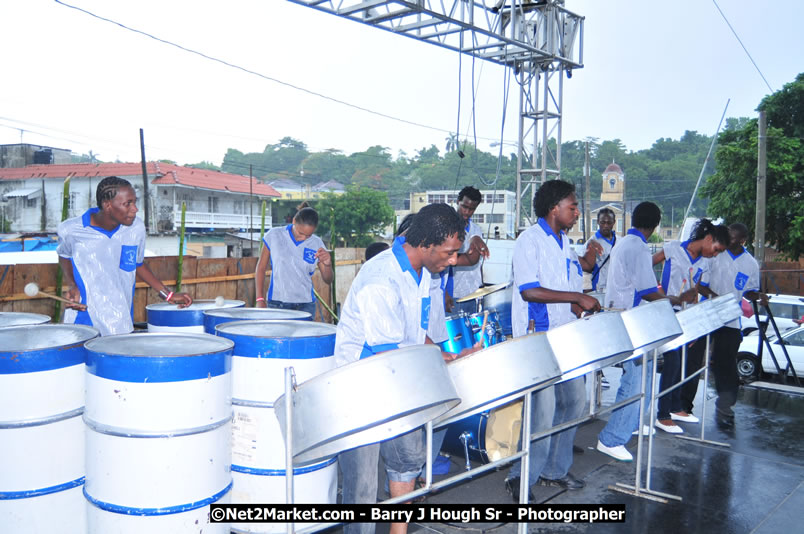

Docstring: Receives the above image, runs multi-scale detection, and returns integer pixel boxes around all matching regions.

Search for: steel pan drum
[546,312,634,381]
[203,307,311,334]
[146,299,245,333]
[274,344,460,464]
[619,299,682,360]
[0,312,50,327]
[709,294,742,325]
[433,333,561,428]
[656,299,722,353]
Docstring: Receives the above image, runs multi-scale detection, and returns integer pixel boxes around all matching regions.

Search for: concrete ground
[341,367,804,534]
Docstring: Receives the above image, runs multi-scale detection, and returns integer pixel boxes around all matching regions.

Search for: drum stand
[279,367,538,534]
[611,335,729,504]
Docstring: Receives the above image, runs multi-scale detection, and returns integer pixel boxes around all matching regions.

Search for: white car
[742,294,804,335]
[736,324,804,380]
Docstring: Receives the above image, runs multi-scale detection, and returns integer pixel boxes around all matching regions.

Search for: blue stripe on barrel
[0,324,98,374]
[84,333,233,383]
[215,320,336,359]
[146,300,245,327]
[203,307,311,334]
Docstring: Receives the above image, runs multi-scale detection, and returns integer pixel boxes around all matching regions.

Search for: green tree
[702,73,804,259]
[316,186,395,247]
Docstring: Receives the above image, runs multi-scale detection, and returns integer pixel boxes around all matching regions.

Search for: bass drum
[441,400,522,465]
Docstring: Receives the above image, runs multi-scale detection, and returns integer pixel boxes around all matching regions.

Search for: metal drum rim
[84,332,234,358]
[216,319,337,339]
[0,324,99,353]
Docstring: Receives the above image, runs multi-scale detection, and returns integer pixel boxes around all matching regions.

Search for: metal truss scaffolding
[288,0,584,229]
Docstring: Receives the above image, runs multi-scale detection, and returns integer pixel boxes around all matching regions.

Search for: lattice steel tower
[289,1,584,229]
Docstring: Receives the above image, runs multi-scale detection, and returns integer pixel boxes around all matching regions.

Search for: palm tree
[445,132,459,153]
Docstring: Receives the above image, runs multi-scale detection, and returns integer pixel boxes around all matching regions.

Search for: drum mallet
[24,282,87,311]
[475,310,490,347]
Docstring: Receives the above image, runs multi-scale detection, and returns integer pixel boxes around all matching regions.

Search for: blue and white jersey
[660,240,711,306]
[708,248,760,329]
[583,230,616,291]
[56,208,145,336]
[428,271,449,344]
[511,219,578,337]
[448,219,484,299]
[335,237,433,367]
[604,229,659,310]
[263,224,325,304]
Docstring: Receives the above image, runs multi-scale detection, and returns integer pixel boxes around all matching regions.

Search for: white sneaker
[670,411,700,423]
[632,425,656,436]
[596,440,633,462]
[655,419,684,434]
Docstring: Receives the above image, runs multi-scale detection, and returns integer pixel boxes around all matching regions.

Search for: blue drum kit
[440,282,511,353]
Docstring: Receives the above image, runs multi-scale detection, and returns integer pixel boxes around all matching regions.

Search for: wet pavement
[352,368,804,534]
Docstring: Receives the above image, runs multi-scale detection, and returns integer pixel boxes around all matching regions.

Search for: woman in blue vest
[254,204,333,317]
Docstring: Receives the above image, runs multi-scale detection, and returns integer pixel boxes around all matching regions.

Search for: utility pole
[584,141,591,242]
[755,111,767,263]
[249,164,254,257]
[139,129,151,233]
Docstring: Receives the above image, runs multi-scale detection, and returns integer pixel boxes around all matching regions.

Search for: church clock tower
[600,161,624,202]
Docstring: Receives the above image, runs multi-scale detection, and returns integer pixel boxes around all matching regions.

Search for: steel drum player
[595,202,696,461]
[57,176,192,336]
[445,186,490,314]
[334,203,480,534]
[652,218,729,433]
[504,180,600,502]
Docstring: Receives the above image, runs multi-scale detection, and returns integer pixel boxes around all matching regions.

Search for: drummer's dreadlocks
[533,179,575,218]
[406,203,465,249]
[96,176,134,209]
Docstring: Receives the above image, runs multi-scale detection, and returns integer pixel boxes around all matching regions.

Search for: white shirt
[708,248,760,329]
[263,224,325,304]
[583,230,616,291]
[604,229,659,310]
[428,272,449,344]
[334,237,433,367]
[660,240,711,306]
[449,219,483,299]
[511,219,578,337]
[57,208,145,336]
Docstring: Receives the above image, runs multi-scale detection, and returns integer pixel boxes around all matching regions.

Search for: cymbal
[455,282,511,302]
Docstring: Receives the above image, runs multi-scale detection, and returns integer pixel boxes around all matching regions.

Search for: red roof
[0,162,280,198]
[604,162,623,174]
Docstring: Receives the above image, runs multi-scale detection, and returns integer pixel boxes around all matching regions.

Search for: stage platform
[336,367,804,534]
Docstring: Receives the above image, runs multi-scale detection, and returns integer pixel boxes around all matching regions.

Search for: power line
[53,0,505,144]
[711,0,774,93]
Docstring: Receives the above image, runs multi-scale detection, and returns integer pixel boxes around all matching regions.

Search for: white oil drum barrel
[216,320,337,533]
[83,333,234,533]
[203,307,310,334]
[0,311,51,327]
[0,324,98,534]
[146,299,245,333]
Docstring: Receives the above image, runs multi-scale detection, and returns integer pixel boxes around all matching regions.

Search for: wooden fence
[0,254,349,324]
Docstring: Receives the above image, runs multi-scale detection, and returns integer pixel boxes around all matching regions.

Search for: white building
[397,189,517,239]
[0,162,280,235]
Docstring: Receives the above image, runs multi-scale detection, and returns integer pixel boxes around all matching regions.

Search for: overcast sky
[1,0,801,167]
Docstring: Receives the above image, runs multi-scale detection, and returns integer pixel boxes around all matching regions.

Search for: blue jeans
[598,359,654,447]
[508,377,586,485]
[658,348,682,419]
[340,428,425,534]
[266,299,316,319]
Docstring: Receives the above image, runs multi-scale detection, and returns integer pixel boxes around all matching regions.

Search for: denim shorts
[380,427,425,483]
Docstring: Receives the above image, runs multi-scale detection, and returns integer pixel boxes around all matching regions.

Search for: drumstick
[24,282,87,310]
[475,310,490,348]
